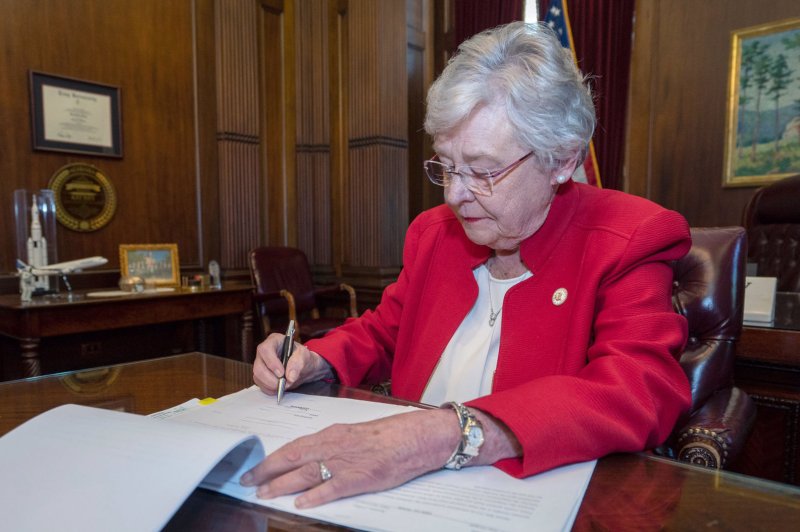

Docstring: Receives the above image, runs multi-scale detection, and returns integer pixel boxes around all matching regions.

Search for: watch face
[467,425,484,447]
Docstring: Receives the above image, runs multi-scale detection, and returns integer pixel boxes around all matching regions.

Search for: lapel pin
[552,288,568,306]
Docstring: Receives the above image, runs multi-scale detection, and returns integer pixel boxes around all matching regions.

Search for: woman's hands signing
[249,337,523,509]
[252,333,335,395]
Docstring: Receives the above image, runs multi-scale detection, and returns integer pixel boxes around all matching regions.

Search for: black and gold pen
[276,320,295,404]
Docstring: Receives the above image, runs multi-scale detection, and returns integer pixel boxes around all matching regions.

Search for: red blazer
[307,180,692,477]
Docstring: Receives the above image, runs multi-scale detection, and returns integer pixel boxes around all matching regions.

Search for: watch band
[443,402,485,470]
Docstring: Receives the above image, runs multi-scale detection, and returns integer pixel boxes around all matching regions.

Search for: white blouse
[420,264,532,405]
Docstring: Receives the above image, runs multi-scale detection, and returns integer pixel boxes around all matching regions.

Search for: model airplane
[17,256,108,302]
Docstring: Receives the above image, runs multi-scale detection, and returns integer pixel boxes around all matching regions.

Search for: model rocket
[26,195,50,291]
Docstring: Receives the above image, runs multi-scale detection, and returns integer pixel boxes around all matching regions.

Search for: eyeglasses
[423,151,534,196]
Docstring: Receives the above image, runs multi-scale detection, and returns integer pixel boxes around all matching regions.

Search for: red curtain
[454,0,524,47]
[540,0,635,190]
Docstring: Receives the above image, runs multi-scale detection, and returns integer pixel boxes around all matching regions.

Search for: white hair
[424,22,596,171]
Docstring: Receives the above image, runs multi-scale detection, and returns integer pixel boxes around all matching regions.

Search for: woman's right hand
[253,333,334,395]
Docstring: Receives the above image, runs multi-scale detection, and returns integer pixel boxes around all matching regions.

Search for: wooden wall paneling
[626,0,800,227]
[346,0,377,273]
[259,0,297,248]
[217,141,260,267]
[215,0,262,271]
[329,0,350,279]
[407,0,439,220]
[296,0,333,269]
[433,0,455,74]
[343,0,407,287]
[624,0,656,199]
[195,0,221,269]
[311,151,333,267]
[0,0,202,281]
[651,3,729,219]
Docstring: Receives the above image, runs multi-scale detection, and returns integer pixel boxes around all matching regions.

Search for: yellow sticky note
[198,397,217,405]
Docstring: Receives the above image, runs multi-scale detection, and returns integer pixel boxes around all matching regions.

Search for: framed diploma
[29,71,122,157]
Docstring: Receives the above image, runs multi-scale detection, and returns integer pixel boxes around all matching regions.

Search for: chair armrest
[252,290,298,327]
[278,289,298,326]
[314,283,358,317]
[339,283,358,317]
[251,290,286,304]
[674,387,756,469]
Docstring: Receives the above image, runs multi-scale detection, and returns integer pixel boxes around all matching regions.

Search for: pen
[276,320,295,404]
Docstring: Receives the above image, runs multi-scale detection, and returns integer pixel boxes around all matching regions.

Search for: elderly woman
[242,21,691,508]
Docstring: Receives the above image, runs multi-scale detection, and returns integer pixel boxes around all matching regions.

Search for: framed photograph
[723,18,800,187]
[30,71,123,157]
[119,244,180,287]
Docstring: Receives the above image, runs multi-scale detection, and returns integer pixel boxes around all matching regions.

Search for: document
[0,387,595,532]
[166,387,596,531]
[0,403,264,532]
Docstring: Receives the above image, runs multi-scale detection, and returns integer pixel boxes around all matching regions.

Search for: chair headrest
[672,226,746,341]
[744,174,800,227]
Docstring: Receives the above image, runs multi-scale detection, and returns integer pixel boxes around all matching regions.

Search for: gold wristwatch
[443,402,485,470]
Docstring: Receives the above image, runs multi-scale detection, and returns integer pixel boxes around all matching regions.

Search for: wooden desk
[735,292,800,484]
[2,353,799,530]
[0,284,253,379]
[740,292,800,365]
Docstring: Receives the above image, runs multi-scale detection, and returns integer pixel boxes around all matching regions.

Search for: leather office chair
[248,246,358,342]
[742,174,800,291]
[657,226,757,469]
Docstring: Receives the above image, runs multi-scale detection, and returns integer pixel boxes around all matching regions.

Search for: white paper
[0,404,264,532]
[744,276,777,323]
[168,386,596,532]
[257,460,595,532]
[0,388,595,532]
[86,287,176,298]
[165,386,421,455]
[42,84,113,148]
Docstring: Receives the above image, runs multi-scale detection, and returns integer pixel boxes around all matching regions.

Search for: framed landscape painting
[723,17,800,187]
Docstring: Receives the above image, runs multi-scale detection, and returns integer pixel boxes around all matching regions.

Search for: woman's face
[434,103,563,252]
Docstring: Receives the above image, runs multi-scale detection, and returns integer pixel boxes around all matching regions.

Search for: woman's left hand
[240,408,460,508]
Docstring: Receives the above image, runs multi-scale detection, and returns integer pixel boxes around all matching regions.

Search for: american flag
[543,0,602,188]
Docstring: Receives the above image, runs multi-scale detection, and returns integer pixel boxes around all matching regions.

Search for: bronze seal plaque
[48,163,117,232]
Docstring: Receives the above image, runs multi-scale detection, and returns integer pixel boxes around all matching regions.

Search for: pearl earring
[556,175,567,184]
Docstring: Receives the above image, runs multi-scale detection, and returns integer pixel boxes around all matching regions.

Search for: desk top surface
[1,353,798,530]
[744,291,800,332]
[0,283,254,341]
[0,282,252,311]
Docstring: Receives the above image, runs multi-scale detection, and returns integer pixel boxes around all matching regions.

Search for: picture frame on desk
[119,244,180,287]
[29,71,123,158]
[722,17,800,188]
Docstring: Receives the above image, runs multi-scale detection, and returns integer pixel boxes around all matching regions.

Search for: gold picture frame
[723,17,800,187]
[119,244,180,287]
